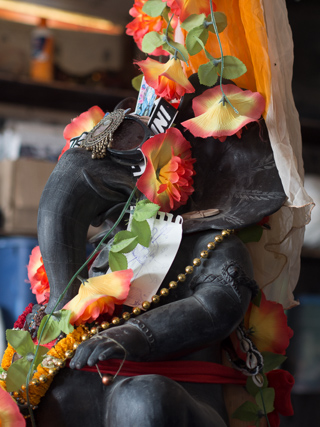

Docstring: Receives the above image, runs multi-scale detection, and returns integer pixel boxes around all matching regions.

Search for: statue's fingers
[70,340,102,369]
[97,343,124,362]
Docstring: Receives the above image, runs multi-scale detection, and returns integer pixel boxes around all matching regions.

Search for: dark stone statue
[32,79,286,426]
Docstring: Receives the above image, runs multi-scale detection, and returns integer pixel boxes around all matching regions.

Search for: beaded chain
[1,229,233,413]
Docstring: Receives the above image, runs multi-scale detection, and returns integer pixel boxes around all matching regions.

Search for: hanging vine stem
[164,14,188,65]
[26,186,138,426]
[209,0,239,114]
[259,389,272,427]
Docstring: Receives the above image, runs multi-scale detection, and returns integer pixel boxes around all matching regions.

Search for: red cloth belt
[75,359,247,385]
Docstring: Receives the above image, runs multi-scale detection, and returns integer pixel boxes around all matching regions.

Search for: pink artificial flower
[27,246,50,305]
[182,84,265,141]
[137,128,196,212]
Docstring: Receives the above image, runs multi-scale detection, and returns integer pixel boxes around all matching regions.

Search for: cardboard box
[0,158,56,235]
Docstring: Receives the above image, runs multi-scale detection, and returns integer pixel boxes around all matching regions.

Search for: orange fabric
[186,0,271,115]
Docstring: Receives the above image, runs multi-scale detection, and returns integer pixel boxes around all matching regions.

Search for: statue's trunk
[37,149,136,312]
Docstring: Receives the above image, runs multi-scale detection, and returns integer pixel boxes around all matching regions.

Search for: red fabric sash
[75,359,247,385]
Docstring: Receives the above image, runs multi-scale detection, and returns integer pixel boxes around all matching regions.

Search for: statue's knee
[106,375,188,427]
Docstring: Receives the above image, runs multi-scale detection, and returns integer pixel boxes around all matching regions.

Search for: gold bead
[90,327,98,335]
[185,265,194,274]
[73,342,79,350]
[13,391,20,398]
[30,378,40,386]
[39,375,48,383]
[177,273,186,282]
[48,368,58,376]
[200,250,209,258]
[193,258,201,267]
[21,384,26,391]
[101,321,110,330]
[152,295,160,304]
[56,360,66,368]
[122,312,131,321]
[207,242,216,250]
[20,399,25,405]
[81,334,89,341]
[160,288,169,297]
[222,230,229,236]
[169,281,178,289]
[65,350,74,359]
[132,307,141,316]
[112,317,120,326]
[142,301,151,310]
[215,235,223,243]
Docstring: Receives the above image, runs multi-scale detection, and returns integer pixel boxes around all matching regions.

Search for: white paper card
[124,211,183,308]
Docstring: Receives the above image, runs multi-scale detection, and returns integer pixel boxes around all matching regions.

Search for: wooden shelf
[0,73,135,114]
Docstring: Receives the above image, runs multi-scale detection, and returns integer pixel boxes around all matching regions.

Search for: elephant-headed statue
[25,76,287,427]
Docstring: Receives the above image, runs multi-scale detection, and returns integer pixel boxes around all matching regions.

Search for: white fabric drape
[246,0,314,308]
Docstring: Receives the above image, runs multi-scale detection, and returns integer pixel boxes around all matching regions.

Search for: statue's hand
[70,324,149,369]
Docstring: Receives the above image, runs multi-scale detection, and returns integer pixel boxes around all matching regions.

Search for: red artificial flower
[137,128,196,212]
[27,246,50,305]
[182,84,265,141]
[0,386,26,426]
[244,291,293,355]
[126,0,169,56]
[63,270,133,326]
[136,57,195,101]
[59,106,105,160]
[13,303,34,329]
[267,369,294,417]
[165,0,215,22]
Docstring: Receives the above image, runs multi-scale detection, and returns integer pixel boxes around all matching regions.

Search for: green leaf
[142,0,166,17]
[58,310,74,336]
[255,388,275,414]
[6,357,31,392]
[37,315,61,345]
[237,225,263,244]
[186,26,208,56]
[252,290,262,307]
[6,329,34,356]
[207,12,228,34]
[162,40,189,63]
[246,375,268,397]
[133,200,160,222]
[33,344,49,368]
[132,74,143,91]
[198,62,219,86]
[181,14,206,32]
[141,31,165,54]
[131,218,151,247]
[217,55,247,79]
[262,352,287,373]
[232,400,260,422]
[109,252,128,272]
[111,231,138,253]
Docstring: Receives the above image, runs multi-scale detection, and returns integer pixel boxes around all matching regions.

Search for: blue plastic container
[0,237,38,330]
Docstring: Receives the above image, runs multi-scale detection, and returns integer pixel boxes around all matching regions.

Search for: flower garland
[1,325,87,408]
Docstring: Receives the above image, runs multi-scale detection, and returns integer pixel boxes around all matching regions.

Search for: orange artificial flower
[0,386,26,427]
[182,84,265,141]
[244,292,293,355]
[137,128,196,212]
[165,0,215,22]
[27,246,50,305]
[126,0,169,56]
[136,57,195,101]
[63,270,133,326]
[59,106,105,160]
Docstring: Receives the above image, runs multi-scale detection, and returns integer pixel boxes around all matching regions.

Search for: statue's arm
[70,234,258,369]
